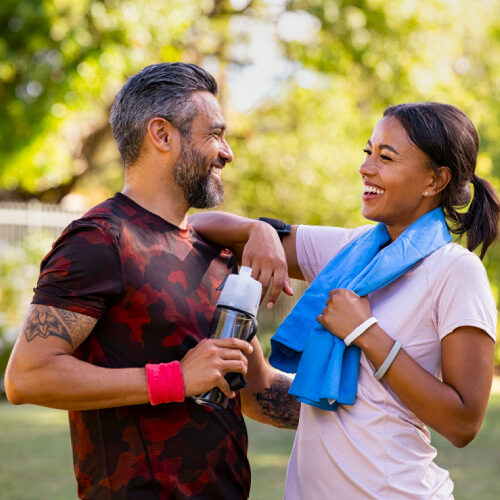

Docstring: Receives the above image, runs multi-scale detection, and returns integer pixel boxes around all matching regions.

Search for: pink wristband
[145,361,185,405]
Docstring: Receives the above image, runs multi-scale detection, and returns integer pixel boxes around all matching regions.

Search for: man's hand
[242,220,294,309]
[180,338,254,399]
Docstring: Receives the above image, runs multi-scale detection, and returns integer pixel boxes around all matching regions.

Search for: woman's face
[360,116,438,240]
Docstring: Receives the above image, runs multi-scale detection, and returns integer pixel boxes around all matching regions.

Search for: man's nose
[219,138,234,163]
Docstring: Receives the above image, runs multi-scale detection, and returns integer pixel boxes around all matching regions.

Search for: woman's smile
[362,182,385,201]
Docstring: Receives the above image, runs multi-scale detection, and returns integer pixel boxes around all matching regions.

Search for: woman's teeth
[363,185,385,195]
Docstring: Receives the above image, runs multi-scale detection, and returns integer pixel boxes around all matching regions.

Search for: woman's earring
[424,191,429,197]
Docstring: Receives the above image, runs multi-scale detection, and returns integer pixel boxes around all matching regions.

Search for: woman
[190,102,498,499]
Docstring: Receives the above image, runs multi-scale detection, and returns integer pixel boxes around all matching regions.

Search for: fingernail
[266,301,274,309]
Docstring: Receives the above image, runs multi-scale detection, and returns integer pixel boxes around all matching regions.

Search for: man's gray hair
[109,62,218,166]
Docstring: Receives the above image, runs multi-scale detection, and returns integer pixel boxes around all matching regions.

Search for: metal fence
[0,201,82,247]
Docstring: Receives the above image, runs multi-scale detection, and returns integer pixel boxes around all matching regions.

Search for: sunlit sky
[216,0,321,111]
[215,0,493,113]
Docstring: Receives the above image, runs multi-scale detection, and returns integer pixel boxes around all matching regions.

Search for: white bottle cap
[217,266,262,317]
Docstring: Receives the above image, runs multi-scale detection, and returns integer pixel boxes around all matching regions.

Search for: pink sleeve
[433,253,497,342]
[295,224,372,283]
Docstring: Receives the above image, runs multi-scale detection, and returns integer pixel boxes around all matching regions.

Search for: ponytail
[445,175,499,259]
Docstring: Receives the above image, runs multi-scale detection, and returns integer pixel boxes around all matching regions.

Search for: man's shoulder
[62,194,129,240]
[79,194,126,226]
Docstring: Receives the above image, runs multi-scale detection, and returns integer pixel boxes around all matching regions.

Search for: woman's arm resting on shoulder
[5,304,253,410]
[241,336,300,429]
[318,289,495,447]
[190,212,303,307]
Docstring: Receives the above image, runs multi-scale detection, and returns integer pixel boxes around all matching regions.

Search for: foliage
[2,0,500,210]
[0,0,200,199]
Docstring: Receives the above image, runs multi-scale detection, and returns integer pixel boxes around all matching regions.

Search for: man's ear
[428,166,451,196]
[147,117,179,153]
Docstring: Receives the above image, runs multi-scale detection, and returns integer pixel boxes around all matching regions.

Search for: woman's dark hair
[383,102,499,259]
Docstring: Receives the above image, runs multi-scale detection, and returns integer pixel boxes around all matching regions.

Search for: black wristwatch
[258,217,292,241]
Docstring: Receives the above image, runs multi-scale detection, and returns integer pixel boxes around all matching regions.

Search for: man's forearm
[6,349,150,410]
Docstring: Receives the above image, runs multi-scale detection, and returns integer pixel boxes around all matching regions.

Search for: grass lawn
[0,394,499,499]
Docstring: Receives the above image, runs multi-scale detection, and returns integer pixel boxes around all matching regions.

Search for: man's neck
[121,181,189,230]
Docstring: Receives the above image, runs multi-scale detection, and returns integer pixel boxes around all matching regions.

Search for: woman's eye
[381,155,392,161]
[363,149,371,155]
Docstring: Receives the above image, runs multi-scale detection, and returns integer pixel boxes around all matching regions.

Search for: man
[5,62,299,500]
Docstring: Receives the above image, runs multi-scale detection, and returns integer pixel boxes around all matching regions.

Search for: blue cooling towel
[269,207,451,411]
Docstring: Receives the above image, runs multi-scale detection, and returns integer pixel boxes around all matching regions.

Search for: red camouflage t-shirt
[32,193,250,500]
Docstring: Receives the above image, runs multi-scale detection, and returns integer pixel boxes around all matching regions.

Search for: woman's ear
[429,166,452,195]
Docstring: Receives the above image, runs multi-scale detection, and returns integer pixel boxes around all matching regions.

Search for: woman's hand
[242,220,294,308]
[317,289,372,340]
[189,213,295,308]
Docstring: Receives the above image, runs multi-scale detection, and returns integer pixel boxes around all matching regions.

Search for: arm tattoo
[24,306,97,348]
[254,374,300,429]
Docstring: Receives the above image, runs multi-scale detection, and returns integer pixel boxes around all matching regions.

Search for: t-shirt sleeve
[296,224,372,282]
[32,220,123,319]
[433,252,497,342]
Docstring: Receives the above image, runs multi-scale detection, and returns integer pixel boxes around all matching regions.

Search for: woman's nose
[359,157,376,176]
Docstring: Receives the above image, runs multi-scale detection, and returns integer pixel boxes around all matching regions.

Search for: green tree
[0,0,230,202]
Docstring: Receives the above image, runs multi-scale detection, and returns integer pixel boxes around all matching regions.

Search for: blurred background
[1,0,500,499]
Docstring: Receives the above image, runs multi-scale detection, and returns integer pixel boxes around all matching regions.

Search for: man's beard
[173,139,224,209]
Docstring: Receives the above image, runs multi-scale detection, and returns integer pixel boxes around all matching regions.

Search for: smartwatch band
[258,217,292,241]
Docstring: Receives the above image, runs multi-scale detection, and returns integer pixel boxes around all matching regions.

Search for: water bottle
[193,266,262,409]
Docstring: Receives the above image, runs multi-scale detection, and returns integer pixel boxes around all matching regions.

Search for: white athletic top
[284,224,497,500]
